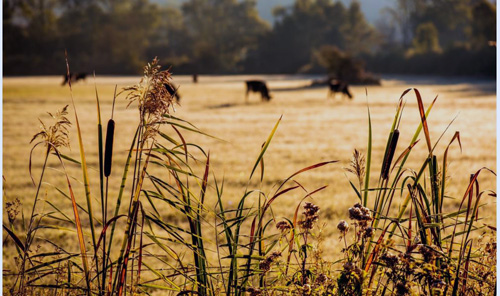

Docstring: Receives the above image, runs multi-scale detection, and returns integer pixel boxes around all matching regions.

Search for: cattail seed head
[381,129,400,180]
[104,119,115,177]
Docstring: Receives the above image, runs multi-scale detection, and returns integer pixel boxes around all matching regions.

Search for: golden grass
[3,75,496,267]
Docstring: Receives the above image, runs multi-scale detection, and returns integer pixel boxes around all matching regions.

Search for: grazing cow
[61,72,88,86]
[164,83,181,103]
[328,80,353,100]
[245,80,272,102]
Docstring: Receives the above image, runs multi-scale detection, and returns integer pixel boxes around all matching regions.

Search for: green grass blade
[249,115,282,180]
[363,102,372,207]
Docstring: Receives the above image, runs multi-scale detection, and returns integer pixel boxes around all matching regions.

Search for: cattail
[104,119,115,177]
[381,129,400,180]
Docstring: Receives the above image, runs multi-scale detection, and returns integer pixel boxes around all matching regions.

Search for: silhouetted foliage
[314,46,379,84]
[2,0,496,77]
[411,22,441,54]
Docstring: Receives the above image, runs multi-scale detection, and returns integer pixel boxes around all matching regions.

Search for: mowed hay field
[3,75,496,264]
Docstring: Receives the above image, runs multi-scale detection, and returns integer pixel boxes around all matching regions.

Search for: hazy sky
[156,0,395,25]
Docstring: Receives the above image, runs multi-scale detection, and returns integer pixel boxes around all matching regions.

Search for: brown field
[2,74,496,267]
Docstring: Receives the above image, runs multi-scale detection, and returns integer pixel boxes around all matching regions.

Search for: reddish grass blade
[95,215,127,251]
[274,161,337,194]
[413,89,432,153]
[390,140,420,175]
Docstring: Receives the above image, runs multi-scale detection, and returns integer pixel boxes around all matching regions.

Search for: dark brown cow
[245,80,272,102]
[328,80,352,100]
[61,72,87,86]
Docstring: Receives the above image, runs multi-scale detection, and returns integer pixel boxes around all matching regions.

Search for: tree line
[3,0,496,76]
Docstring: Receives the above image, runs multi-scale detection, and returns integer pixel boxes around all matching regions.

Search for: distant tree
[471,0,496,50]
[411,22,441,54]
[4,0,166,74]
[98,0,163,73]
[412,0,472,49]
[341,1,378,56]
[182,0,269,73]
[3,0,63,74]
[254,0,347,73]
[146,7,192,71]
[314,45,379,84]
[382,0,427,48]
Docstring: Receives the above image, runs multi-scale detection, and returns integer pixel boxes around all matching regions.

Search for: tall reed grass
[3,59,496,295]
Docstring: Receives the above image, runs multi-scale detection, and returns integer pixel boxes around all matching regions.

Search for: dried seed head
[343,262,354,271]
[486,241,497,256]
[6,198,21,223]
[259,251,281,273]
[395,282,410,296]
[349,207,362,220]
[337,220,349,234]
[299,202,320,230]
[303,202,320,217]
[246,287,262,296]
[380,252,399,268]
[348,203,372,221]
[276,220,291,232]
[315,273,328,285]
[419,245,438,262]
[363,226,374,238]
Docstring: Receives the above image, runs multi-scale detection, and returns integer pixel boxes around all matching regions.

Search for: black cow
[61,72,87,86]
[245,80,272,102]
[328,80,353,100]
[164,83,181,103]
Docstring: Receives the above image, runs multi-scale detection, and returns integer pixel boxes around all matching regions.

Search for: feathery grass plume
[19,105,72,291]
[124,57,175,141]
[345,149,366,188]
[30,105,71,150]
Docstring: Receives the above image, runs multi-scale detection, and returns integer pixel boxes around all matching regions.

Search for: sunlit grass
[3,70,496,295]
